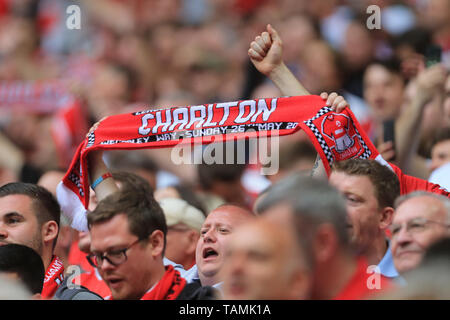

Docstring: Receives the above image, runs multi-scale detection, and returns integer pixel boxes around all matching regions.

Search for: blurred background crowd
[0,0,449,284]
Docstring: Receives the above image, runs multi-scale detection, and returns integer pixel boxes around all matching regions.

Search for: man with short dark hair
[87,186,215,300]
[0,243,45,298]
[0,182,64,298]
[86,150,216,300]
[329,159,400,277]
[258,174,392,299]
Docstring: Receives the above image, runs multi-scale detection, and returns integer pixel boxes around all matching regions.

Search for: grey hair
[394,191,450,221]
[258,173,349,268]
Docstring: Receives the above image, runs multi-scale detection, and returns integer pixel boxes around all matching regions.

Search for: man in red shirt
[257,174,392,299]
[0,182,64,299]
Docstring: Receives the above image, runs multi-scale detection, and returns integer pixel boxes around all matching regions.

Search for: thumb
[267,24,281,43]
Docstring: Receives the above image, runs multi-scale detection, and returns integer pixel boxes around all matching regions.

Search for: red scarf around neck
[56,95,448,231]
[41,256,65,299]
[141,265,186,300]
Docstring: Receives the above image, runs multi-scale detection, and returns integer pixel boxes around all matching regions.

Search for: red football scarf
[141,265,186,300]
[56,95,448,231]
[41,256,64,299]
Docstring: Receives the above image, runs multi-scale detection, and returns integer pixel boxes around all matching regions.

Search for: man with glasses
[87,185,216,300]
[158,197,205,270]
[84,150,216,300]
[390,191,450,276]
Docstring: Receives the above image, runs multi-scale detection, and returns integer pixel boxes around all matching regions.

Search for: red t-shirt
[67,240,92,273]
[333,257,392,300]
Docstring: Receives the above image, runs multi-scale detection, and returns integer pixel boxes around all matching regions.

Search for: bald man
[183,204,255,290]
[220,219,311,300]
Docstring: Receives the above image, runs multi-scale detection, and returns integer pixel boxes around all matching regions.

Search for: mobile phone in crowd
[383,119,395,161]
[425,44,442,67]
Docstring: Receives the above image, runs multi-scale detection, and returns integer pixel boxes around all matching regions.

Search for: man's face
[165,223,198,269]
[90,214,155,300]
[391,196,449,274]
[221,220,306,300]
[430,139,450,172]
[0,195,43,256]
[195,207,252,285]
[363,64,405,120]
[329,172,382,253]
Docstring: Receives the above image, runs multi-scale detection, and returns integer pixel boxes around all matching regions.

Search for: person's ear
[149,230,165,258]
[42,221,59,246]
[186,230,200,255]
[313,224,338,263]
[379,207,394,230]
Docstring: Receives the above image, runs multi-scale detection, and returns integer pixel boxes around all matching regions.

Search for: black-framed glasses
[389,217,450,238]
[86,238,141,268]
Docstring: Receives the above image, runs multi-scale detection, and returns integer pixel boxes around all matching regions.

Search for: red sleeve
[389,163,450,197]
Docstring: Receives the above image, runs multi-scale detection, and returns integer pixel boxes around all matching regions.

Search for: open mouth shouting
[202,247,219,262]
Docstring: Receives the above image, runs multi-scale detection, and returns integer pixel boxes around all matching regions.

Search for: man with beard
[0,182,63,298]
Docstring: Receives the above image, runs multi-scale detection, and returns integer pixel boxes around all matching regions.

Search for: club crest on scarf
[303,106,373,172]
[320,113,364,161]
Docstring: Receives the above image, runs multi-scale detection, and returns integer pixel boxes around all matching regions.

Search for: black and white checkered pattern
[303,106,372,165]
[353,127,372,159]
[86,132,95,148]
[304,106,335,165]
[68,172,84,197]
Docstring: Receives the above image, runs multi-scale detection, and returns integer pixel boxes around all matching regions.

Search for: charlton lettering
[251,98,277,122]
[186,105,206,129]
[138,113,154,135]
[169,107,189,131]
[203,104,218,126]
[138,98,279,135]
[216,101,238,125]
[153,108,172,133]
[235,100,256,123]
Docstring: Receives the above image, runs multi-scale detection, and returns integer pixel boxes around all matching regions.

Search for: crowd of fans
[0,0,449,300]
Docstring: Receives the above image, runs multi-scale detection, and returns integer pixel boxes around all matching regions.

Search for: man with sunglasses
[391,191,450,276]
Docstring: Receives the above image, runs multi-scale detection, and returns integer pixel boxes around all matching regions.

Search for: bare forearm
[395,96,428,171]
[88,152,119,202]
[268,63,310,96]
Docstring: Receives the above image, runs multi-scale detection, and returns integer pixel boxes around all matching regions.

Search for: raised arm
[86,120,119,202]
[248,24,351,180]
[395,63,446,178]
[248,24,310,96]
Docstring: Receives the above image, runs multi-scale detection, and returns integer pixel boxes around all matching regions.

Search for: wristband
[91,172,113,189]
